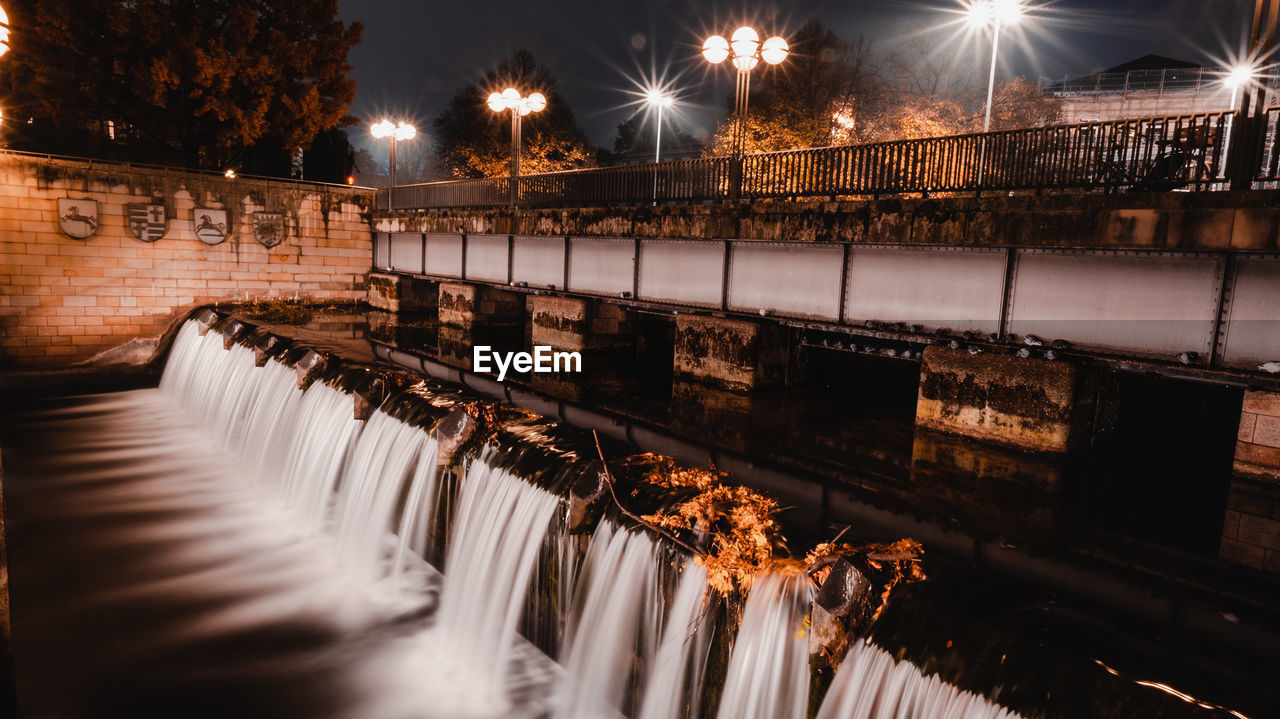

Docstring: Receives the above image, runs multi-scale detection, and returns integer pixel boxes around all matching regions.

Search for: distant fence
[1041,66,1230,97]
[382,108,1280,210]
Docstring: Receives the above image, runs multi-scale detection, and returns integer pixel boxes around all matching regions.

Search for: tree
[611,113,701,160]
[433,50,594,178]
[989,77,1063,130]
[0,0,362,168]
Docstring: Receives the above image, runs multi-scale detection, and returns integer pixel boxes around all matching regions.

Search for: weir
[0,317,1061,718]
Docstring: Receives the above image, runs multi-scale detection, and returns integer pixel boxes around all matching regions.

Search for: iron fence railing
[1040,66,1230,97]
[380,109,1280,210]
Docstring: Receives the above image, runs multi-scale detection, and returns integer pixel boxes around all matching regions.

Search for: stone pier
[437,282,522,329]
[672,315,790,393]
[528,296,631,352]
[915,346,1088,454]
[366,273,437,313]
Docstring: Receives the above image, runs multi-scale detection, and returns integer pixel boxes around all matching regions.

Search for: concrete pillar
[527,296,632,401]
[366,272,437,313]
[915,346,1086,454]
[673,315,789,393]
[528,296,631,352]
[438,282,522,329]
[1235,390,1280,480]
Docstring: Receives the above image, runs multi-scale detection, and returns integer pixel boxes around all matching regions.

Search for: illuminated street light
[370,118,416,209]
[703,26,788,158]
[644,88,675,164]
[486,87,547,205]
[967,0,1024,133]
[0,4,10,58]
[1221,65,1256,178]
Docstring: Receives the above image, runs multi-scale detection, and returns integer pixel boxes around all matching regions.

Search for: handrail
[380,108,1280,210]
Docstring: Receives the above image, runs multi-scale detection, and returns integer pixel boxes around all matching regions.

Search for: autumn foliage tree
[0,0,362,168]
[433,50,594,178]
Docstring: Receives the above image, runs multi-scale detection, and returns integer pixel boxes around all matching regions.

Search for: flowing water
[1,319,1037,719]
[715,572,816,719]
[817,641,1019,719]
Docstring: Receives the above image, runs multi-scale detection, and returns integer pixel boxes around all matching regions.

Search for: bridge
[367,113,1280,556]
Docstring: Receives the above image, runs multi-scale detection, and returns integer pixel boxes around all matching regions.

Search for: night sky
[337,0,1252,156]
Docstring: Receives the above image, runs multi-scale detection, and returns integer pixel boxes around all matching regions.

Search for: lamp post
[645,89,674,203]
[702,26,789,158]
[1221,65,1255,178]
[0,4,10,59]
[487,88,547,206]
[967,0,1023,134]
[370,119,416,210]
[1,4,11,136]
[645,89,675,164]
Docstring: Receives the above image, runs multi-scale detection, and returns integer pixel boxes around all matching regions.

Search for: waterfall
[636,559,714,719]
[554,521,664,719]
[151,319,1028,719]
[816,641,1022,719]
[412,459,562,715]
[160,322,439,592]
[715,572,815,719]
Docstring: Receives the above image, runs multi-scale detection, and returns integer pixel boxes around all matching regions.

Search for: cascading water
[816,641,1022,719]
[716,572,816,719]
[405,459,563,716]
[72,319,1033,718]
[555,521,664,719]
[635,559,714,719]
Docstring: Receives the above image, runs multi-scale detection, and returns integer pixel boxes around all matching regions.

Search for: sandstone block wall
[0,153,375,368]
[1236,390,1280,480]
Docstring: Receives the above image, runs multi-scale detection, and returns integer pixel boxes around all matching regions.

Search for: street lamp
[370,119,416,188]
[644,89,675,164]
[702,26,788,156]
[0,4,10,59]
[487,88,547,205]
[1221,65,1255,178]
[967,0,1023,133]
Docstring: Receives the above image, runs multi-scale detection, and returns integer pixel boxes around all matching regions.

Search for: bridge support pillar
[915,346,1090,455]
[529,296,631,352]
[438,282,522,330]
[366,272,436,313]
[673,315,789,393]
[527,296,632,401]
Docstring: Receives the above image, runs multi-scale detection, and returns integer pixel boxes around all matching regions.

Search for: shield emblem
[127,203,167,242]
[193,208,229,245]
[253,212,285,248]
[57,198,99,240]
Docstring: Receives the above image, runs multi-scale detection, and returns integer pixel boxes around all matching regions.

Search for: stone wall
[1220,480,1280,573]
[376,190,1280,251]
[0,153,375,368]
[1237,390,1280,480]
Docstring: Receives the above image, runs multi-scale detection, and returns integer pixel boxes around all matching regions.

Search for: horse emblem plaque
[57,198,99,240]
[193,208,229,245]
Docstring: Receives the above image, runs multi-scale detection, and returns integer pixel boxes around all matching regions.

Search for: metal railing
[381,109,1280,210]
[1041,66,1229,97]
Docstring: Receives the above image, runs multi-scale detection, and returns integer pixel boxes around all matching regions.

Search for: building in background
[1042,55,1241,123]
